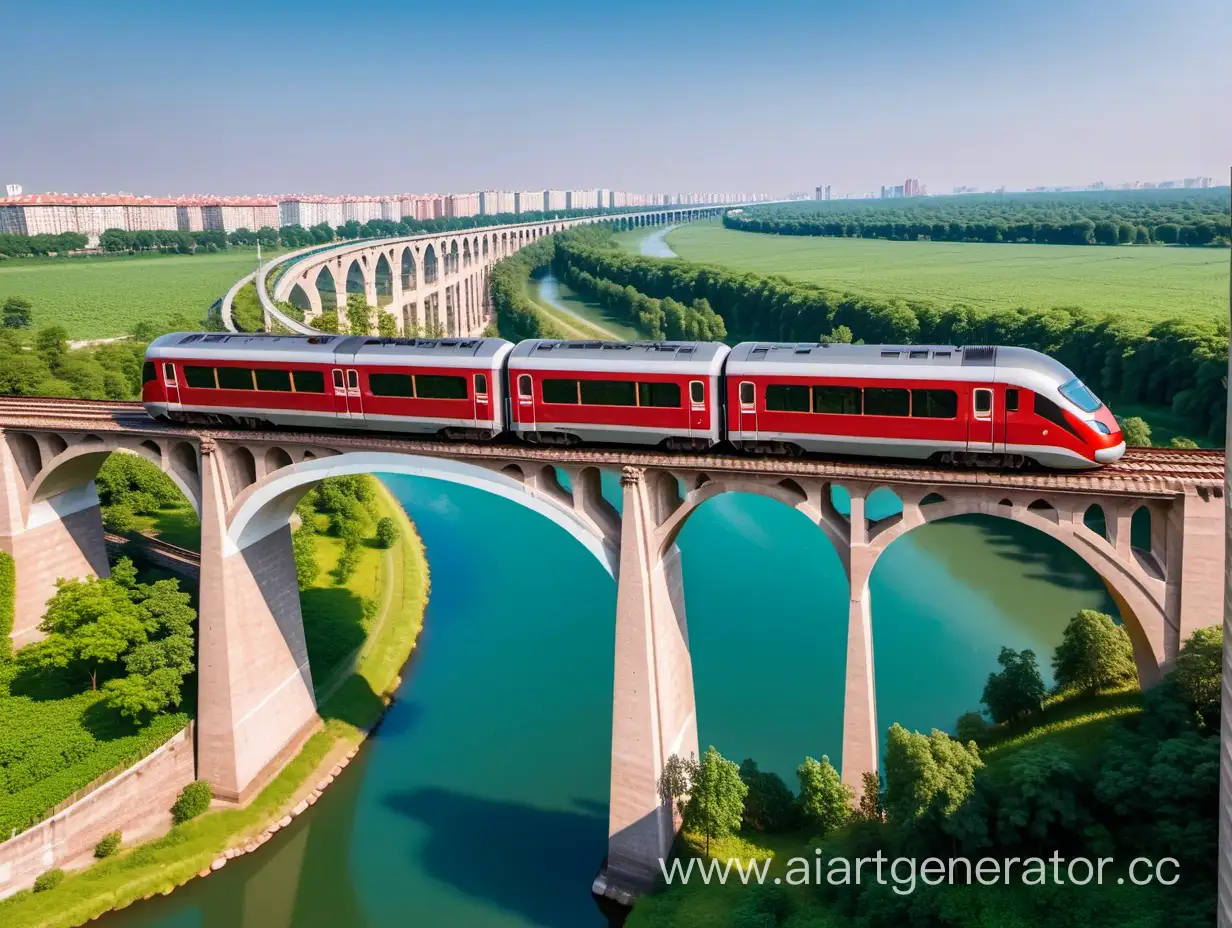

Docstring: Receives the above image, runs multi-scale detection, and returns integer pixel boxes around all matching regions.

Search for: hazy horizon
[3,0,1229,197]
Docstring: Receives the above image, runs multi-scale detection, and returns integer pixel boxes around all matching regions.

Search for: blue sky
[2,0,1229,196]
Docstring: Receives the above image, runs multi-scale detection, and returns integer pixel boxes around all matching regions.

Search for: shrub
[292,524,319,590]
[171,780,213,824]
[334,542,362,583]
[94,830,122,858]
[739,759,798,832]
[33,868,64,892]
[375,516,398,549]
[1119,416,1152,447]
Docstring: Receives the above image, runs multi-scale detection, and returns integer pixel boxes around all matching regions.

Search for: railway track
[0,395,1223,490]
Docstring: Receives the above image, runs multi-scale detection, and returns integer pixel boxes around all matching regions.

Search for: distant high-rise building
[5,184,20,198]
[1183,177,1213,188]
[814,185,832,200]
[544,189,567,211]
[903,178,920,197]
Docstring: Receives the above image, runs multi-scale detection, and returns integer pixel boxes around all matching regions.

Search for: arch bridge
[238,206,729,337]
[0,398,1223,897]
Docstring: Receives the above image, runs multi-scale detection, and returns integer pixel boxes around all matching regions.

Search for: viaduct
[221,206,729,338]
[0,398,1224,897]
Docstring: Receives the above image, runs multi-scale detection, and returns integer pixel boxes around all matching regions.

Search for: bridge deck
[0,397,1222,496]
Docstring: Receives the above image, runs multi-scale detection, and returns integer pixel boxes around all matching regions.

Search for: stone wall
[0,725,195,899]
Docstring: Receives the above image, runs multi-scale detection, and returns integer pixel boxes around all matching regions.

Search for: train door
[967,387,994,453]
[473,372,490,427]
[516,373,535,431]
[332,368,364,421]
[161,362,181,408]
[738,381,758,439]
[1000,388,1019,455]
[688,380,707,438]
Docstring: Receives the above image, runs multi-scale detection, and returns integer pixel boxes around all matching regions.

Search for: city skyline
[2,0,1229,195]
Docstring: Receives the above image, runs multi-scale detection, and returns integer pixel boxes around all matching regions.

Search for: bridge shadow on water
[383,786,609,928]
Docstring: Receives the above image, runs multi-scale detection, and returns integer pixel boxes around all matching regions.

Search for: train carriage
[506,339,730,449]
[143,333,513,438]
[725,342,1124,469]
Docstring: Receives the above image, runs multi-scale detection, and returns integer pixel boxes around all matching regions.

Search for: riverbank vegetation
[554,229,1229,442]
[630,614,1219,928]
[0,471,429,926]
[726,190,1231,247]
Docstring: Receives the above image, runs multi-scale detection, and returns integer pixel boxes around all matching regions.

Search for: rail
[0,396,1221,495]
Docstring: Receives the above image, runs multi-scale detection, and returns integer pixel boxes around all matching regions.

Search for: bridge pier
[841,489,879,791]
[603,466,698,897]
[195,440,319,803]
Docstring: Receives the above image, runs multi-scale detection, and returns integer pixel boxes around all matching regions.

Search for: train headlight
[1090,420,1111,435]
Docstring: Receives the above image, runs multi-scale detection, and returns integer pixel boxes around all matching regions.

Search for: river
[108,233,1119,928]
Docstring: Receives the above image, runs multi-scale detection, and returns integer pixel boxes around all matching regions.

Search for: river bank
[0,481,429,928]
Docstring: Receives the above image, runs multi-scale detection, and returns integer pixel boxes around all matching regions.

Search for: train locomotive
[141,332,1125,470]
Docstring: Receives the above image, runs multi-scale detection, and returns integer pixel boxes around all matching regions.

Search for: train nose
[1094,441,1126,464]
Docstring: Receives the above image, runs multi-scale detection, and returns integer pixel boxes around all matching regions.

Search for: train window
[973,389,992,415]
[332,370,345,390]
[739,382,755,406]
[416,375,468,400]
[518,374,533,397]
[1006,389,1019,412]
[369,373,415,397]
[542,379,579,404]
[348,370,359,390]
[690,381,704,405]
[293,370,326,394]
[766,384,811,412]
[162,363,176,384]
[639,382,681,408]
[909,349,930,359]
[1033,394,1082,438]
[255,369,292,392]
[813,385,861,415]
[1058,378,1101,412]
[184,366,217,389]
[474,373,488,396]
[911,389,958,418]
[216,367,255,390]
[581,379,637,406]
[864,387,910,417]
[142,362,157,384]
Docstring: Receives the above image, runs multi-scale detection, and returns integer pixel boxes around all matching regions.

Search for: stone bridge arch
[224,450,619,574]
[864,490,1169,683]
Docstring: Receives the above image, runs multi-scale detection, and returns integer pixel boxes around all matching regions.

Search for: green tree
[1174,624,1220,719]
[374,516,398,549]
[955,710,990,743]
[739,759,798,832]
[981,646,1046,723]
[796,755,851,836]
[292,524,320,589]
[2,296,32,329]
[994,743,1091,845]
[683,746,747,854]
[345,293,372,334]
[820,324,853,345]
[34,325,69,373]
[16,575,147,691]
[1051,609,1138,693]
[1119,416,1152,447]
[316,309,341,334]
[857,771,884,822]
[102,577,195,720]
[883,724,982,826]
[657,752,698,822]
[377,310,398,338]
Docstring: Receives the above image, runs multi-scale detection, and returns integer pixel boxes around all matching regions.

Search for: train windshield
[1059,378,1101,413]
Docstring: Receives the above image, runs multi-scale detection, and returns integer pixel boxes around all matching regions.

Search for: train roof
[508,339,730,375]
[146,332,513,366]
[727,342,1078,383]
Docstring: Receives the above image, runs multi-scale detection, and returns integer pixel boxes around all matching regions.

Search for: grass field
[665,222,1227,322]
[0,250,276,339]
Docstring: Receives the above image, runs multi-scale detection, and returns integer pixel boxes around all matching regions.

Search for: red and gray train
[141,333,1125,470]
